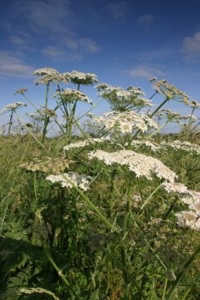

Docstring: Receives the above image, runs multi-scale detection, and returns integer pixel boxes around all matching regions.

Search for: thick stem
[8,110,14,135]
[42,83,50,143]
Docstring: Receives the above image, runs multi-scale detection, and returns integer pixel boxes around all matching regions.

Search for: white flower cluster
[0,102,27,114]
[130,140,161,152]
[33,67,59,76]
[150,78,190,103]
[64,137,111,151]
[176,191,200,231]
[161,140,200,155]
[96,83,152,109]
[88,149,177,182]
[187,100,200,108]
[162,182,189,194]
[63,70,98,85]
[160,181,200,231]
[54,89,93,105]
[33,68,69,85]
[91,111,158,134]
[46,172,93,191]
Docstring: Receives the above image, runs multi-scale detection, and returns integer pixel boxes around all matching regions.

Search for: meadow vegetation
[0,68,200,299]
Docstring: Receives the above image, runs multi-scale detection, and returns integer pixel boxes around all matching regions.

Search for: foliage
[0,70,200,299]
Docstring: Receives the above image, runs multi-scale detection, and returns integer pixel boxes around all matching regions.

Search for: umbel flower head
[20,156,72,174]
[150,78,190,103]
[96,83,152,111]
[46,172,93,191]
[161,140,200,155]
[0,102,27,114]
[33,67,59,76]
[63,137,111,151]
[175,191,200,231]
[91,110,158,135]
[33,67,69,85]
[63,70,98,86]
[88,149,177,182]
[54,89,93,105]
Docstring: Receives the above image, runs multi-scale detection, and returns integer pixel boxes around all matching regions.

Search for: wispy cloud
[8,33,34,51]
[138,14,154,27]
[125,66,164,79]
[182,31,200,60]
[4,0,99,62]
[0,51,34,78]
[79,38,100,53]
[107,1,128,19]
[13,0,73,36]
[41,46,82,61]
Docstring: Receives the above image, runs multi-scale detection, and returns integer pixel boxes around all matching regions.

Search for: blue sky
[0,0,200,124]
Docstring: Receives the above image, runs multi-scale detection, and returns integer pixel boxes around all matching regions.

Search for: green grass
[1,74,200,299]
[0,132,200,300]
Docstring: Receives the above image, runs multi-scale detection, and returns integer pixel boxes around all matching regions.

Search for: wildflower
[33,67,69,85]
[46,172,93,191]
[176,211,200,231]
[175,190,200,231]
[161,140,200,155]
[130,140,161,152]
[186,100,200,108]
[33,67,59,76]
[54,89,93,105]
[63,70,98,85]
[162,182,189,194]
[21,156,72,174]
[64,137,111,151]
[14,88,28,95]
[96,83,152,111]
[0,102,27,114]
[91,111,158,135]
[150,79,190,103]
[88,149,177,182]
[155,109,183,122]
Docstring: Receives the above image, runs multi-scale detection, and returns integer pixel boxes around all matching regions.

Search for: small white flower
[162,182,189,194]
[96,83,152,110]
[46,172,93,191]
[54,89,93,105]
[91,111,158,135]
[63,71,98,85]
[64,137,111,151]
[88,150,177,182]
[176,211,200,231]
[0,102,27,114]
[33,67,59,76]
[161,140,200,155]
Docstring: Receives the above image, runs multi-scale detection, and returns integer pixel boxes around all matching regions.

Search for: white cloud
[107,1,128,19]
[182,31,200,59]
[13,0,73,36]
[126,66,164,79]
[5,0,100,62]
[8,33,34,51]
[0,51,34,78]
[79,38,100,53]
[138,14,154,27]
[41,46,82,61]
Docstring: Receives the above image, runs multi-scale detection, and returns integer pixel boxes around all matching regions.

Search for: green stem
[166,244,200,300]
[61,174,117,232]
[42,83,50,143]
[8,110,14,135]
[140,183,162,210]
[149,97,169,118]
[14,111,47,149]
[43,246,80,299]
